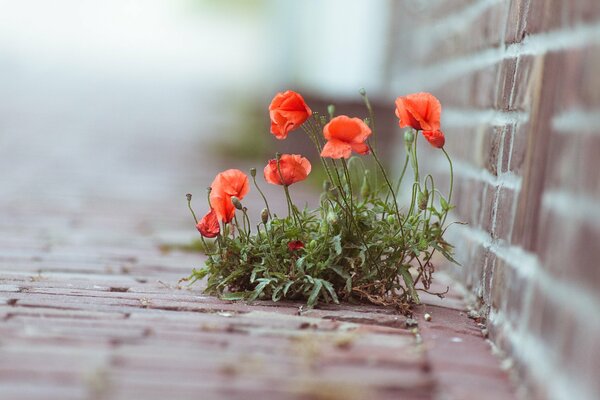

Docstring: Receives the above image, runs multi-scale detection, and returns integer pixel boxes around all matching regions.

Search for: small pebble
[405,318,418,328]
[424,313,432,322]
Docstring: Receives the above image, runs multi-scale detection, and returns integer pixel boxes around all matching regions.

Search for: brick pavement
[0,73,515,399]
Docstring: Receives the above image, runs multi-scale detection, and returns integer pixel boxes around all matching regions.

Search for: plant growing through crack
[183,89,457,312]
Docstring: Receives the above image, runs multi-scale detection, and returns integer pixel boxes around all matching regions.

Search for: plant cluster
[184,89,457,311]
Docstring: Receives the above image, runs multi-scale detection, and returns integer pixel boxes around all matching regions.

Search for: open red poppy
[395,92,441,132]
[264,154,311,186]
[269,90,312,140]
[320,115,372,159]
[209,169,249,223]
[196,208,220,238]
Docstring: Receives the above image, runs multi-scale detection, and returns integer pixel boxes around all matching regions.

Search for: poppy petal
[320,139,352,159]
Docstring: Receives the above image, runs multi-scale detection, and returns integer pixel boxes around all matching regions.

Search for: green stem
[441,147,454,227]
[341,158,354,212]
[252,174,271,218]
[187,196,198,224]
[442,147,454,204]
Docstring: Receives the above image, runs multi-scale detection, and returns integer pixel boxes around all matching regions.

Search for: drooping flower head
[209,169,250,223]
[320,116,372,159]
[422,130,445,148]
[264,154,311,186]
[196,208,220,238]
[269,90,312,140]
[395,92,445,148]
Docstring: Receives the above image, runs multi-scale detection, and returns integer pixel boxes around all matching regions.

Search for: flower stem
[252,174,271,218]
[186,195,199,224]
[441,147,454,226]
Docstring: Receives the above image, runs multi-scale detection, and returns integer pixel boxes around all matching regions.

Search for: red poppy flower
[264,154,311,186]
[269,90,312,140]
[395,93,441,132]
[196,208,220,238]
[422,130,445,148]
[209,169,250,223]
[320,116,372,159]
[288,240,304,251]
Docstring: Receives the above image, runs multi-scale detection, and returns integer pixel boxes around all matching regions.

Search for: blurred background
[2,1,600,399]
[0,0,400,242]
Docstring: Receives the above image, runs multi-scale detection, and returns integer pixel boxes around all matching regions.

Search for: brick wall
[387,1,600,399]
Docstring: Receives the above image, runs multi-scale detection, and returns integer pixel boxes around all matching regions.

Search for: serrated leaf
[283,280,294,296]
[307,279,323,308]
[321,280,339,304]
[332,234,342,255]
[249,279,272,301]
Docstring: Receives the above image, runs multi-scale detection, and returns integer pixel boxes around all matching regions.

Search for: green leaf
[331,234,342,255]
[282,281,294,296]
[400,269,420,304]
[249,279,272,301]
[307,279,323,308]
[321,280,339,304]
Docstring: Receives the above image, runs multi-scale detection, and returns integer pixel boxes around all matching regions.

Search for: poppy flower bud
[231,196,243,210]
[387,215,395,224]
[186,193,192,202]
[360,170,371,198]
[250,168,256,177]
[328,188,339,200]
[319,220,329,235]
[261,208,269,224]
[327,104,335,119]
[359,88,367,96]
[327,210,339,224]
[404,130,415,146]
[418,189,429,211]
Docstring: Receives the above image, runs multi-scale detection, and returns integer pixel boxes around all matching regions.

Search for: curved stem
[442,147,454,204]
[440,147,454,227]
[187,196,198,224]
[252,174,271,218]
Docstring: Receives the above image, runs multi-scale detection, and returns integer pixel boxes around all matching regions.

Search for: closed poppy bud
[404,130,415,146]
[387,215,395,224]
[231,196,243,210]
[196,209,220,238]
[327,210,339,224]
[250,168,256,177]
[320,116,372,159]
[395,92,442,132]
[327,104,335,119]
[418,189,429,211]
[288,240,304,251]
[264,154,312,186]
[328,187,339,200]
[360,170,371,198]
[269,90,312,140]
[261,208,269,224]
